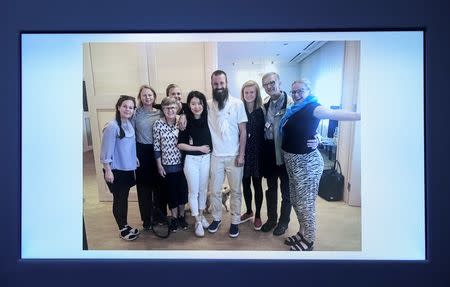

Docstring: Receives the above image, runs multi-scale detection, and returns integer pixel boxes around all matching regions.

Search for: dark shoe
[178,216,188,230]
[208,220,222,233]
[273,223,288,236]
[169,218,179,233]
[229,224,239,238]
[253,217,262,231]
[261,221,277,232]
[239,212,253,223]
[143,221,152,230]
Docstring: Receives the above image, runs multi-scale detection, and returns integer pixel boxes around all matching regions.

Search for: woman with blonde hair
[281,78,360,251]
[132,85,164,230]
[239,80,265,230]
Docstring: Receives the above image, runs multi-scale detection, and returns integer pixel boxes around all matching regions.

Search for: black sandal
[290,238,314,251]
[284,232,304,246]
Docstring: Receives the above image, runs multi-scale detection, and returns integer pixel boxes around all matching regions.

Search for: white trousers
[184,154,211,217]
[209,155,243,224]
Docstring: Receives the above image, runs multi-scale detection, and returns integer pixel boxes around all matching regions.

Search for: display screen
[21,31,424,260]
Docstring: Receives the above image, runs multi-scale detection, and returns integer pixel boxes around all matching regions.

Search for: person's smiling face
[243,85,257,104]
[189,96,204,118]
[162,104,177,120]
[262,74,282,98]
[140,88,155,107]
[168,87,182,103]
[291,82,310,102]
[118,100,135,119]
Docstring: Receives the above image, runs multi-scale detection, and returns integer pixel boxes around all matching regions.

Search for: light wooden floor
[83,150,361,251]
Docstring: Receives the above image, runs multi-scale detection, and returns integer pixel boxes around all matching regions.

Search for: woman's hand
[157,164,166,178]
[235,154,245,167]
[177,114,187,131]
[198,145,211,154]
[104,169,114,183]
[307,137,320,149]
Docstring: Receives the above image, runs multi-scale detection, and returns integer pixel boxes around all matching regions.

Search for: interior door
[84,42,217,201]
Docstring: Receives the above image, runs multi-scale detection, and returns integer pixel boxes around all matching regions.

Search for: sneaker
[119,227,138,241]
[261,221,277,232]
[240,212,254,223]
[229,224,239,238]
[273,223,288,236]
[178,216,188,230]
[207,220,222,233]
[253,217,262,231]
[169,218,179,233]
[143,221,152,231]
[200,215,210,229]
[125,225,140,235]
[195,221,204,237]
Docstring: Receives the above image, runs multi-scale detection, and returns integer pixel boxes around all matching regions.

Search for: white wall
[297,41,345,137]
[218,62,301,99]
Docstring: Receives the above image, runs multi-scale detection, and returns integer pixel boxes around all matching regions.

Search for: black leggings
[104,170,135,229]
[162,171,188,209]
[242,176,263,218]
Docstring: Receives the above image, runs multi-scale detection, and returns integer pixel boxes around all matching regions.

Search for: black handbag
[318,160,344,201]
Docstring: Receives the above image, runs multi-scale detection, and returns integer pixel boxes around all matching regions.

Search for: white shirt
[207,96,247,156]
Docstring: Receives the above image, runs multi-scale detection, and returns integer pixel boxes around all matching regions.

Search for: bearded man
[206,70,247,238]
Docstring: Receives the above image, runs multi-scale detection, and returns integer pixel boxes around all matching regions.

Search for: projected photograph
[22,31,424,260]
[82,39,362,252]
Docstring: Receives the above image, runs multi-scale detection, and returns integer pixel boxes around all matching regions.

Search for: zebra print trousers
[283,149,324,243]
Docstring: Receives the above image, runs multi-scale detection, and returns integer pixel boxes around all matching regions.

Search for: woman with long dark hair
[100,95,139,241]
[177,91,212,237]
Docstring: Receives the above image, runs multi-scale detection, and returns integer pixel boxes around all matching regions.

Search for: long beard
[213,88,229,110]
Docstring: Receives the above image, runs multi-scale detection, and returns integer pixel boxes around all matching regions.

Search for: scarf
[279,95,319,135]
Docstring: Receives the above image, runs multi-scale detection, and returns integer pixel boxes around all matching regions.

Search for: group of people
[100,70,360,251]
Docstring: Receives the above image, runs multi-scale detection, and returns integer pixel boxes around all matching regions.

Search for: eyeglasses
[163,106,177,111]
[262,80,276,88]
[290,88,309,95]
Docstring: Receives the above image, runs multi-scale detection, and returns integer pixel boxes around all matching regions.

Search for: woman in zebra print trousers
[280,79,360,251]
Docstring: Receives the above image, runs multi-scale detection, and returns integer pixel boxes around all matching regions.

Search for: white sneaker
[195,221,204,237]
[200,215,209,229]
